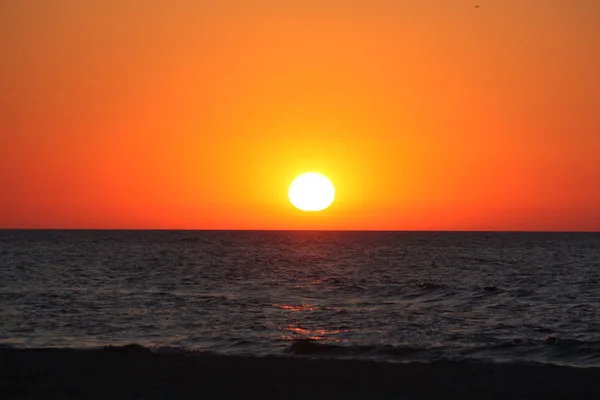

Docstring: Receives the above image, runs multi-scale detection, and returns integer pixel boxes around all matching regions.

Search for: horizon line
[0,228,598,234]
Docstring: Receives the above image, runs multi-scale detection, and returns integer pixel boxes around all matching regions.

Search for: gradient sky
[1,0,599,230]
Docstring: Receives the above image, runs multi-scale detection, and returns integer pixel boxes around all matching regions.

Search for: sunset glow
[1,1,599,231]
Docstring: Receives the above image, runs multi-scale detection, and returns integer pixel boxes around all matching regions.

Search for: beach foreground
[1,346,600,399]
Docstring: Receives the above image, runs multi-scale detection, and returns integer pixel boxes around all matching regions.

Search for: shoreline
[2,346,600,399]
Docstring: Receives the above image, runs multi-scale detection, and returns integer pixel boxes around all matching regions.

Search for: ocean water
[1,230,599,366]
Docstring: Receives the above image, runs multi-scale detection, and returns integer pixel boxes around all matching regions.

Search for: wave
[284,339,432,359]
[282,336,600,367]
[5,338,600,368]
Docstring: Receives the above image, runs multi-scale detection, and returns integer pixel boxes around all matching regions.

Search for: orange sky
[1,0,599,231]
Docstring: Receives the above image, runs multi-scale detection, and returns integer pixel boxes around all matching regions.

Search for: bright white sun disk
[288,173,335,212]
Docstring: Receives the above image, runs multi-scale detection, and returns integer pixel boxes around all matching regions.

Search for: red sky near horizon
[1,0,599,231]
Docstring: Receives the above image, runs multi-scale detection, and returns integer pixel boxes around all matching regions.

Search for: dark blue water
[1,230,599,366]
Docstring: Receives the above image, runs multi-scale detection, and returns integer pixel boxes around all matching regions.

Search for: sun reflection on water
[280,324,350,343]
[272,301,352,343]
[273,304,317,312]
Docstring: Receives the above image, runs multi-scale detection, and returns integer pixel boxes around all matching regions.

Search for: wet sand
[2,346,600,399]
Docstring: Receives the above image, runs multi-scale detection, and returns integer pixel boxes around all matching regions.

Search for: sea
[1,230,599,367]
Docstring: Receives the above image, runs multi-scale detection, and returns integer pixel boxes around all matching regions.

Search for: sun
[288,173,335,212]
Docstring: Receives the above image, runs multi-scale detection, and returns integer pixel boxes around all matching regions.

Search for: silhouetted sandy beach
[2,346,600,399]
